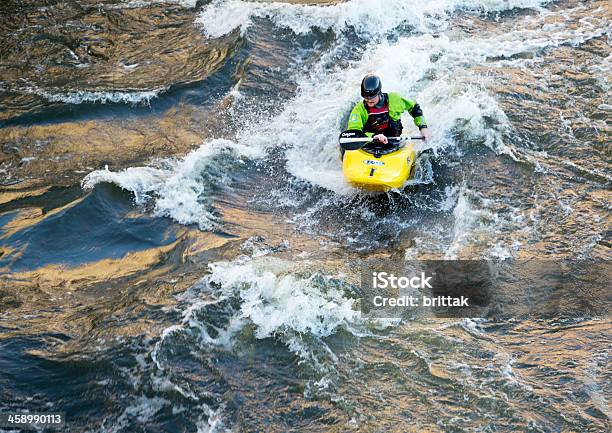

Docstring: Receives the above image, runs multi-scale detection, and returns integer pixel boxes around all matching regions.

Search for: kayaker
[341,74,430,145]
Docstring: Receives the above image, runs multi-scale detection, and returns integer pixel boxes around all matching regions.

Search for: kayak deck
[342,143,417,191]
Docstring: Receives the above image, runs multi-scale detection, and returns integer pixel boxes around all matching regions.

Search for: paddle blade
[339,140,368,150]
[339,129,369,150]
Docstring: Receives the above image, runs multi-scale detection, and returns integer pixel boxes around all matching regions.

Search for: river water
[0,0,610,432]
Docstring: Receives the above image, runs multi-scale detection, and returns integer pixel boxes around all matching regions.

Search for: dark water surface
[0,0,610,432]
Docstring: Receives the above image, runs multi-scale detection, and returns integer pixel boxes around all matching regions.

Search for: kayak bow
[342,139,417,191]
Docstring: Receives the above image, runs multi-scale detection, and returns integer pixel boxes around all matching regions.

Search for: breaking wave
[28,87,166,105]
[150,248,372,400]
[196,0,551,38]
[82,139,263,230]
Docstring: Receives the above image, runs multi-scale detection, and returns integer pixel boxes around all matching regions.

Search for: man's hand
[420,128,431,141]
[373,134,388,144]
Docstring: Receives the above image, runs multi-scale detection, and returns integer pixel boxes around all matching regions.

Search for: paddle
[339,135,425,150]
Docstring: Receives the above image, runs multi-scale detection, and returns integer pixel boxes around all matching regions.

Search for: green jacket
[347,92,427,135]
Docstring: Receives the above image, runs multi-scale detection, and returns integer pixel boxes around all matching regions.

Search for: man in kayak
[341,74,430,145]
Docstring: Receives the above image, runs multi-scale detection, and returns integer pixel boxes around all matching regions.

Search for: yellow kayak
[342,141,417,191]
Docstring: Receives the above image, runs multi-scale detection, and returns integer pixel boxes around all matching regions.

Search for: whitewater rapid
[2,1,609,432]
[82,0,609,243]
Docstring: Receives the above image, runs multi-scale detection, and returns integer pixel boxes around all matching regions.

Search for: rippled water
[0,0,610,432]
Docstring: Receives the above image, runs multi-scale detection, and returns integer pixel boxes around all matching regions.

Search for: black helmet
[361,74,382,98]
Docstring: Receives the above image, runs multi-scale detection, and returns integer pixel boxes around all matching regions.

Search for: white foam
[589,52,611,93]
[78,1,607,244]
[272,10,608,192]
[446,189,527,259]
[26,86,166,105]
[82,139,263,230]
[196,0,551,38]
[489,242,513,260]
[103,396,169,433]
[207,257,360,340]
[445,187,496,259]
[585,351,612,420]
[275,35,509,192]
[148,252,366,391]
[113,0,198,9]
[195,404,229,433]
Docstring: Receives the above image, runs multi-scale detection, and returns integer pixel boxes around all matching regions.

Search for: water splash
[196,0,551,38]
[24,86,167,106]
[82,139,263,230]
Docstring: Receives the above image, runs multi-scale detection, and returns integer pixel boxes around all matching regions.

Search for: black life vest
[364,93,391,134]
[364,93,403,137]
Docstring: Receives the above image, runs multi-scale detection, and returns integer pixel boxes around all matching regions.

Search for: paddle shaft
[339,136,425,144]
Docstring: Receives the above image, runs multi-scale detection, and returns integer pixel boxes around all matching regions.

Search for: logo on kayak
[364,159,385,166]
